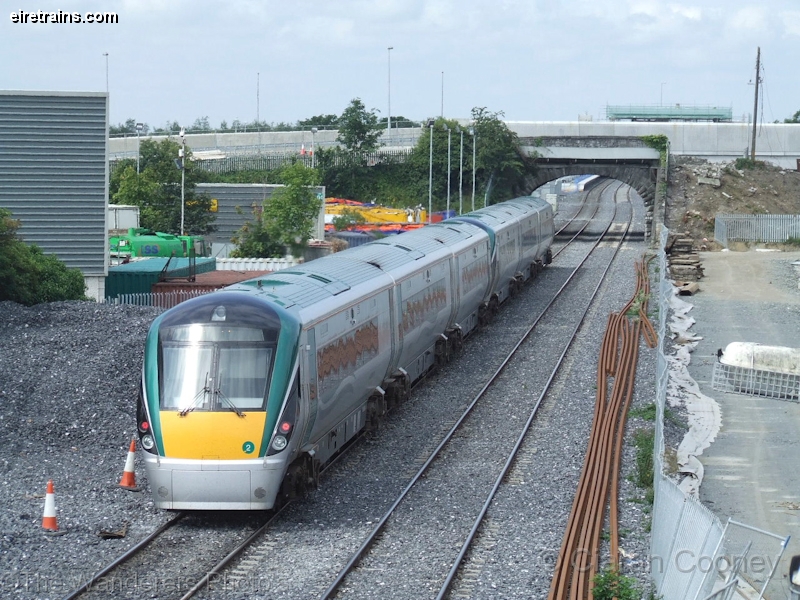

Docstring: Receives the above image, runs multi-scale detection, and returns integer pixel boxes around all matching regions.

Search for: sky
[3,1,799,130]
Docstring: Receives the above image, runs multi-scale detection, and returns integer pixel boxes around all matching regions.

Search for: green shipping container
[105,257,216,299]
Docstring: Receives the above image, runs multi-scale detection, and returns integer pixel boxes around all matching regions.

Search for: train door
[300,328,318,447]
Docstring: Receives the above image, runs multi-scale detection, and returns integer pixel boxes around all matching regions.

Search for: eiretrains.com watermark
[10,10,118,24]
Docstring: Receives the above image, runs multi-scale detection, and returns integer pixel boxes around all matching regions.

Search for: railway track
[306,183,634,599]
[62,183,642,600]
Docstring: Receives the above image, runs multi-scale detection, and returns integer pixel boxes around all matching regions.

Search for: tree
[337,98,383,153]
[232,162,321,258]
[109,118,149,136]
[229,204,284,258]
[263,162,322,257]
[332,208,367,231]
[0,208,86,305]
[189,116,212,132]
[785,110,800,123]
[111,139,217,235]
[299,114,340,129]
[470,106,532,205]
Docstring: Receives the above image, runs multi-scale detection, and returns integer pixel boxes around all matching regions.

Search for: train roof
[221,198,546,315]
[222,219,488,312]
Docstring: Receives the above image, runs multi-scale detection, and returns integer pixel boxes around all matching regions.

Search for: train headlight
[141,434,155,451]
[271,435,287,451]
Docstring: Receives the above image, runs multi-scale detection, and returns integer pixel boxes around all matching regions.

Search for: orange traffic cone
[118,439,138,490]
[300,144,306,155]
[42,480,57,531]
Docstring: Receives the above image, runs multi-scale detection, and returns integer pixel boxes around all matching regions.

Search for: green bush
[734,157,766,170]
[0,208,87,305]
[592,567,640,600]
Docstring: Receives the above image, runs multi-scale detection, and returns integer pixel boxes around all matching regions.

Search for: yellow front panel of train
[159,412,267,459]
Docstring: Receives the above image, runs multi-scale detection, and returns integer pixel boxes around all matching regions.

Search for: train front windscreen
[159,324,274,413]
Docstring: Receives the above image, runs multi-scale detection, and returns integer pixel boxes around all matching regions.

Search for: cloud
[781,10,800,36]
[727,6,768,34]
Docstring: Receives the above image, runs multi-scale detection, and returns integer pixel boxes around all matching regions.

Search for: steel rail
[554,178,614,237]
[319,182,629,600]
[176,444,356,600]
[436,188,634,600]
[178,503,291,600]
[60,512,186,600]
[551,180,614,260]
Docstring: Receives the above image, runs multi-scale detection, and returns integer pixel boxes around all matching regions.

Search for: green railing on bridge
[606,105,732,122]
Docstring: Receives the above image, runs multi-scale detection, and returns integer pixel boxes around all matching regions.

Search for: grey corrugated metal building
[0,91,108,300]
[196,183,325,255]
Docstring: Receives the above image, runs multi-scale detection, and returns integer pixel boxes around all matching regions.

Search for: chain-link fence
[651,228,789,599]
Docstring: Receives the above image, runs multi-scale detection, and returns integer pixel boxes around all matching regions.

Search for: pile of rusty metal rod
[548,258,657,599]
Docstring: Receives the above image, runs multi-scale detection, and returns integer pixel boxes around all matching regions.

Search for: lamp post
[179,127,185,236]
[135,122,143,174]
[440,71,444,117]
[387,47,393,140]
[445,124,451,216]
[102,52,108,94]
[458,127,464,215]
[311,127,318,169]
[469,126,476,212]
[427,119,435,224]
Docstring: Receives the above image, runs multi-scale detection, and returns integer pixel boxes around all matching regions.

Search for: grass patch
[734,157,767,170]
[632,428,655,491]
[629,403,657,421]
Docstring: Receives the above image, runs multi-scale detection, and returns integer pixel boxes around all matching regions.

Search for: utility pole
[750,47,760,161]
[387,47,393,138]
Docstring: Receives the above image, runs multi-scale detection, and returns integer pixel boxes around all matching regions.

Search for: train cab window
[160,325,273,413]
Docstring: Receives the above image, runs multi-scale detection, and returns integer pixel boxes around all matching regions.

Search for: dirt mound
[666,156,800,249]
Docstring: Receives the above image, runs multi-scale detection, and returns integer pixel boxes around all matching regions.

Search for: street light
[660,82,667,106]
[427,119,435,224]
[469,126,476,212]
[458,127,464,215]
[311,127,318,169]
[179,127,185,236]
[387,47,393,140]
[444,124,451,216]
[136,122,143,174]
[102,52,108,94]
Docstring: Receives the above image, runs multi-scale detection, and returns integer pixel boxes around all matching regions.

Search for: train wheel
[366,393,387,430]
[478,303,490,327]
[280,456,317,502]
[489,295,500,317]
[434,335,449,368]
[448,328,463,355]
